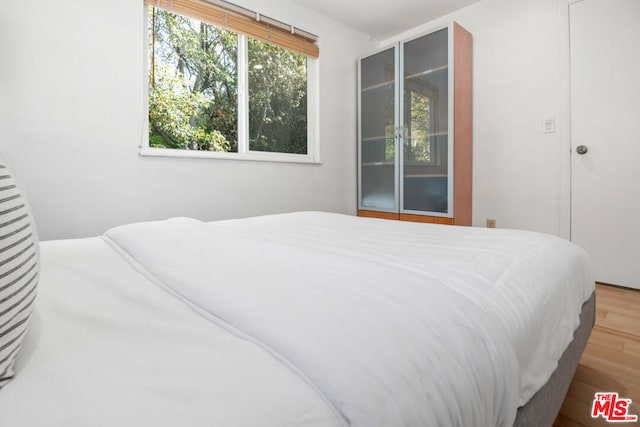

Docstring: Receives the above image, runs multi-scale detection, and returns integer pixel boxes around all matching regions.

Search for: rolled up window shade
[144,0,319,58]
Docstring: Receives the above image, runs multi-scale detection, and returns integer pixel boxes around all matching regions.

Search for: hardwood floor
[555,283,640,426]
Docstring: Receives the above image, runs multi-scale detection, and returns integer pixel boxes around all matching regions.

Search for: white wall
[381,0,572,237]
[0,0,376,240]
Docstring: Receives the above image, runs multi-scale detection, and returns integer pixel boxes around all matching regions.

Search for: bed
[0,206,595,426]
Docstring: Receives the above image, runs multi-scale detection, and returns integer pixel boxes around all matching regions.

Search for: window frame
[140,6,320,164]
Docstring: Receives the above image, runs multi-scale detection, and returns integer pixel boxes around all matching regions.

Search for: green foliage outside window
[148,7,308,154]
[248,39,307,154]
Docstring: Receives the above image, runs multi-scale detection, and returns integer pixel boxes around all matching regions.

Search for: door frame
[557,0,586,241]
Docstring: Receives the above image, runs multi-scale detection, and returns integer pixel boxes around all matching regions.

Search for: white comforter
[0,212,593,426]
[99,212,594,426]
[0,236,342,427]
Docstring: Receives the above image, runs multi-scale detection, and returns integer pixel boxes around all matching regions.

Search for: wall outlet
[486,219,496,228]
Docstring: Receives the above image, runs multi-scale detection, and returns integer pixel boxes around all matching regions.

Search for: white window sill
[139,147,322,165]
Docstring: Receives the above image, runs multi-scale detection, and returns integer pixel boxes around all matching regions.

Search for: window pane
[248,38,307,154]
[148,7,238,152]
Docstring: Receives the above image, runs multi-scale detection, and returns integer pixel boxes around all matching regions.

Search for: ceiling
[289,0,483,41]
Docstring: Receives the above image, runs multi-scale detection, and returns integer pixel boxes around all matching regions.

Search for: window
[248,38,308,154]
[149,9,239,152]
[143,1,319,163]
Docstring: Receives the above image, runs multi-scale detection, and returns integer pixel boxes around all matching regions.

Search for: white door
[570,0,640,289]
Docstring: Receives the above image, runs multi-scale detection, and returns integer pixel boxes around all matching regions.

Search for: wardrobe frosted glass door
[402,28,449,214]
[359,48,396,211]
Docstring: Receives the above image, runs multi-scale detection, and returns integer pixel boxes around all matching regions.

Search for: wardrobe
[358,23,472,225]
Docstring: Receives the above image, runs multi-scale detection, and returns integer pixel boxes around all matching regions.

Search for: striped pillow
[0,157,39,389]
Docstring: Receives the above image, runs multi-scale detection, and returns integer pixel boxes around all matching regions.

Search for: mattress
[0,212,594,426]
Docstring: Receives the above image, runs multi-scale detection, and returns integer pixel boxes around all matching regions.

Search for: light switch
[542,116,555,134]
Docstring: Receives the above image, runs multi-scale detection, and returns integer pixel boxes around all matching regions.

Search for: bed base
[514,291,595,426]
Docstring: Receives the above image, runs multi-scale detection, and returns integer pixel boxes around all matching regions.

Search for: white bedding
[0,212,594,426]
[0,237,342,427]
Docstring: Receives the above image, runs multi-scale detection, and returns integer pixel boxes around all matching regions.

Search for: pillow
[0,153,39,389]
